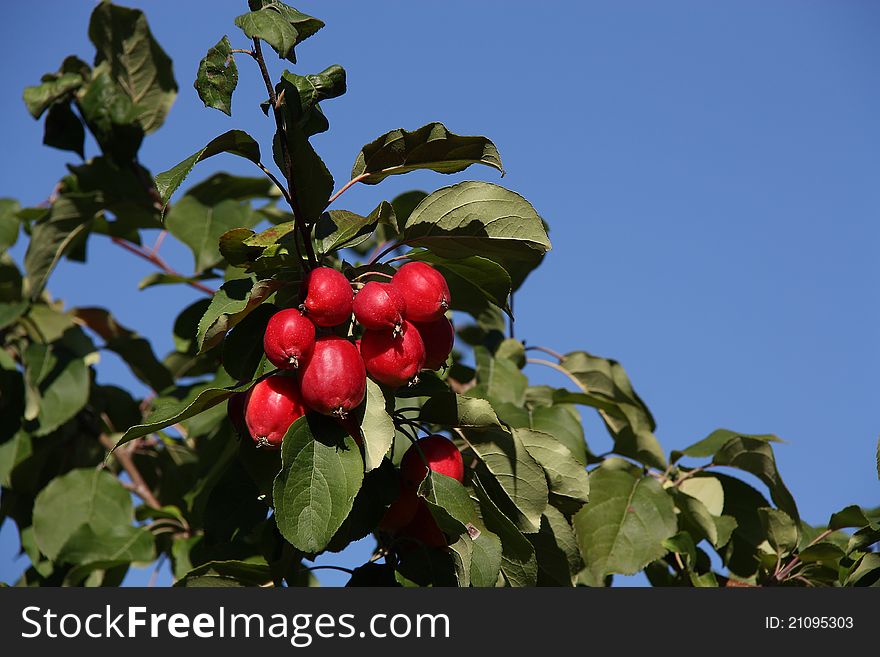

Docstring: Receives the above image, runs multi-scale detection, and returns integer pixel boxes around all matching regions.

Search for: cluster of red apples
[226,260,466,550]
[233,261,456,449]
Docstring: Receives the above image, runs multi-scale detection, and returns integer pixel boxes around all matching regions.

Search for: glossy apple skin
[391,262,451,322]
[299,336,366,417]
[412,317,454,370]
[360,321,426,388]
[300,267,353,327]
[244,374,306,449]
[263,308,316,370]
[353,281,407,332]
[399,434,465,489]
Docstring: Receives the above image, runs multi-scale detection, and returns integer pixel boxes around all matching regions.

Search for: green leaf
[798,543,845,564]
[72,307,173,392]
[197,277,283,353]
[315,201,393,256]
[0,431,31,487]
[672,489,720,547]
[528,507,583,586]
[195,36,238,116]
[573,466,677,581]
[467,521,503,588]
[418,392,501,428]
[57,524,154,567]
[221,303,276,382]
[23,72,84,118]
[24,194,100,301]
[175,559,275,587]
[235,2,324,63]
[672,428,782,462]
[663,531,697,568]
[155,130,262,207]
[274,98,334,223]
[531,404,588,467]
[186,173,277,206]
[712,435,799,523]
[352,123,503,183]
[32,469,133,561]
[463,428,548,533]
[405,251,512,317]
[553,351,666,470]
[467,346,528,407]
[844,553,880,586]
[272,415,364,554]
[327,458,398,552]
[419,471,478,535]
[166,197,258,273]
[279,67,346,124]
[43,101,85,158]
[0,199,20,251]
[116,379,252,447]
[23,341,91,436]
[829,505,878,531]
[514,428,590,514]
[354,380,395,472]
[88,2,177,134]
[77,66,144,163]
[678,475,724,516]
[403,181,550,289]
[471,474,537,587]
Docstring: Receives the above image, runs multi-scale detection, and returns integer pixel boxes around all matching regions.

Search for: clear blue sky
[1,0,877,587]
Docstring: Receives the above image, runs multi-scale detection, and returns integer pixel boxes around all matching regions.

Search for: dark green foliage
[2,0,873,589]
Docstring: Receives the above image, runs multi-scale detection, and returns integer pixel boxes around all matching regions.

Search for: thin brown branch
[256,162,291,204]
[99,433,162,510]
[111,237,215,295]
[526,357,586,391]
[325,173,369,208]
[775,527,836,582]
[525,345,565,361]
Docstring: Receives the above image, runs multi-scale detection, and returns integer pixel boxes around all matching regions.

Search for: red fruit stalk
[263,308,316,370]
[360,320,425,388]
[391,262,451,322]
[299,336,366,417]
[244,374,306,449]
[300,267,353,327]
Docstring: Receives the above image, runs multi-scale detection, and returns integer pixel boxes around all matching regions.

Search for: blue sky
[1,0,878,587]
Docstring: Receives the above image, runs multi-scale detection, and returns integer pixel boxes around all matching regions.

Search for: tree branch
[99,433,162,510]
[252,37,318,269]
[111,237,215,295]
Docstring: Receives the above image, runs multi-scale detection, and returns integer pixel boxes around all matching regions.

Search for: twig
[306,565,354,575]
[252,38,318,269]
[325,173,369,208]
[368,241,406,265]
[149,230,167,256]
[526,357,584,391]
[671,465,712,487]
[775,527,836,582]
[256,162,292,204]
[525,345,565,361]
[99,433,162,509]
[111,237,215,295]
